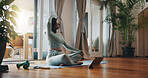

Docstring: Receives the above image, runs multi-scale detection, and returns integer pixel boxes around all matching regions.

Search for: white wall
[62,0,74,52]
[11,0,34,34]
[17,9,34,34]
[12,0,34,11]
[135,2,148,56]
[144,2,148,9]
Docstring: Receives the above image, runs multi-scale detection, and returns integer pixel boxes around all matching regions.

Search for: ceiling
[12,0,34,11]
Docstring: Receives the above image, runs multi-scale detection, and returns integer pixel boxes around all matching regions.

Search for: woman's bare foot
[59,63,64,66]
[76,61,83,65]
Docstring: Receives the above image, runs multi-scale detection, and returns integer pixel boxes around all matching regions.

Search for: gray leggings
[46,50,82,66]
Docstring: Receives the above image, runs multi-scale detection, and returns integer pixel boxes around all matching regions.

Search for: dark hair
[52,18,57,33]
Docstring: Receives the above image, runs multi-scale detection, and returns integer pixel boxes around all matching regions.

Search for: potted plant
[0,0,20,71]
[102,0,145,57]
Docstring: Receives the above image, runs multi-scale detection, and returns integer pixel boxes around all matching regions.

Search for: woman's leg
[46,54,75,66]
[68,53,83,63]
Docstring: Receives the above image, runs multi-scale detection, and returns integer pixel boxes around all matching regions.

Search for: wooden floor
[0,57,148,78]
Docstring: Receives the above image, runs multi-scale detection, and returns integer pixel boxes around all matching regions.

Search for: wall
[17,9,34,34]
[132,2,148,56]
[62,0,74,53]
[144,2,148,9]
[11,0,34,34]
[135,2,148,56]
[12,0,34,11]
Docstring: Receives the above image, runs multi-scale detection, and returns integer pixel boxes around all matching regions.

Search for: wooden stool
[12,46,23,59]
[4,47,13,58]
[11,35,23,59]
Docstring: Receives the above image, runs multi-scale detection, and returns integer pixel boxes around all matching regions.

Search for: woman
[46,17,83,66]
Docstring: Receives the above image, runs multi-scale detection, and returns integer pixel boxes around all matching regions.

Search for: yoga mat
[1,61,34,64]
[30,60,108,69]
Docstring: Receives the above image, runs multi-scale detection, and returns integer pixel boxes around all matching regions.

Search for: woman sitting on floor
[46,16,83,66]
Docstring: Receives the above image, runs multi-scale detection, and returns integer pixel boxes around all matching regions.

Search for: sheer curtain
[41,0,55,59]
[102,6,109,56]
[102,4,117,57]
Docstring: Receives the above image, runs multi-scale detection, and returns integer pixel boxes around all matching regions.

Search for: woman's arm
[63,41,81,53]
[47,16,54,35]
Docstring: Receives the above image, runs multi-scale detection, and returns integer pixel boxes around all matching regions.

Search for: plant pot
[122,47,135,57]
[0,41,6,64]
[0,41,9,72]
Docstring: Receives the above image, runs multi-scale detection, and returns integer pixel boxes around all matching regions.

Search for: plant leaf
[12,30,18,40]
[10,17,17,26]
[12,30,18,36]
[7,27,12,37]
[10,11,18,18]
[4,21,10,26]
[9,25,14,30]
[6,13,10,20]
[0,9,3,16]
[11,5,21,12]
[0,1,5,8]
[5,0,15,5]
[5,10,10,20]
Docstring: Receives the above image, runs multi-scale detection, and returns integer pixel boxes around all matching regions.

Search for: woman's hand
[79,50,84,56]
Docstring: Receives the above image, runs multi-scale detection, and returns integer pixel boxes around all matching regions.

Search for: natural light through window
[17,9,34,34]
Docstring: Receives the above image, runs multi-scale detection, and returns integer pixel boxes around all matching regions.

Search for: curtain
[54,0,66,53]
[75,0,90,59]
[55,0,65,36]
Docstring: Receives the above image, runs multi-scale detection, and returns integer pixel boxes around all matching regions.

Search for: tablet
[89,57,104,68]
